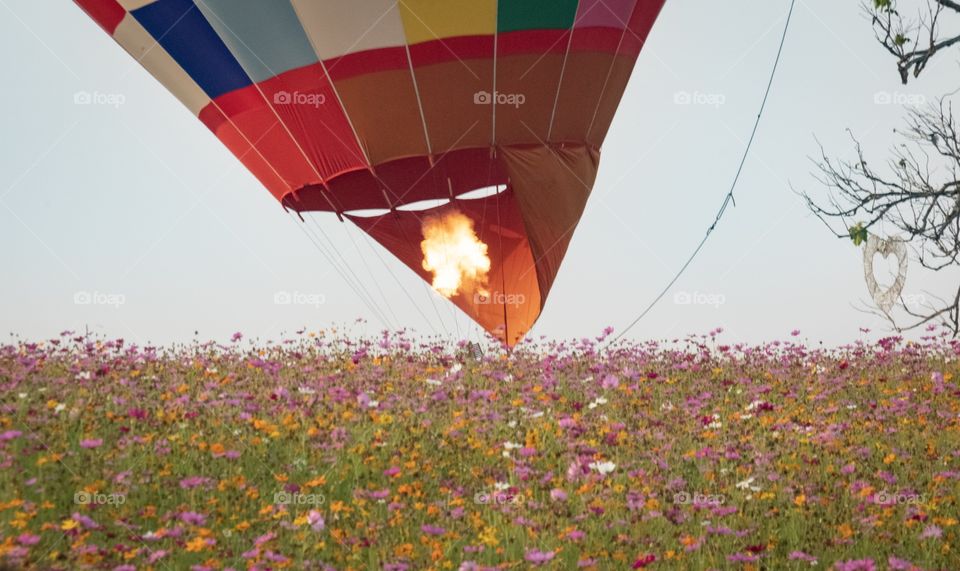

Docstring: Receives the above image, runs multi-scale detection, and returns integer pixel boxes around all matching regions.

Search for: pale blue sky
[2,0,957,346]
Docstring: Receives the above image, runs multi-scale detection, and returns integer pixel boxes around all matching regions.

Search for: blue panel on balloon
[132,0,252,99]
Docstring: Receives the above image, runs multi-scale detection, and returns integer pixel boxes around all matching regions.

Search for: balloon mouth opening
[340,185,508,218]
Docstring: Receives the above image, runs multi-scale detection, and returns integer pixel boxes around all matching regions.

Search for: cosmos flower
[524,550,555,565]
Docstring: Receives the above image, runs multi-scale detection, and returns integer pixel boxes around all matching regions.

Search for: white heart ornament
[862,234,908,313]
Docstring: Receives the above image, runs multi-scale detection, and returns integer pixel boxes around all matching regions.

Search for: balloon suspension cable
[607,0,797,347]
[290,211,392,330]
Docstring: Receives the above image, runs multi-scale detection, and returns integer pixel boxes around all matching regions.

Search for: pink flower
[254,531,275,547]
[789,551,818,564]
[550,489,568,502]
[834,559,876,571]
[888,557,919,571]
[601,374,619,389]
[421,524,446,536]
[179,476,211,489]
[307,510,325,532]
[79,438,102,449]
[71,513,99,530]
[384,466,401,477]
[525,550,555,566]
[920,524,942,539]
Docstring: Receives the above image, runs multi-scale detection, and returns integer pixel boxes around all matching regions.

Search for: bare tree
[803,1,960,335]
[869,0,960,83]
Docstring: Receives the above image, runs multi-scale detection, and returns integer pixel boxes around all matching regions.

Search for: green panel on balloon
[497,0,579,33]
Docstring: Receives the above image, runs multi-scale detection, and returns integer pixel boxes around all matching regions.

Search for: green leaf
[849,223,869,247]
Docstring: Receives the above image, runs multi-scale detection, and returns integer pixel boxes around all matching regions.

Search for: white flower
[503,441,522,450]
[736,477,761,492]
[425,378,442,386]
[297,387,316,395]
[448,363,463,375]
[17,393,27,399]
[587,397,608,409]
[507,420,518,428]
[367,400,379,408]
[660,402,675,412]
[54,403,66,413]
[589,461,616,475]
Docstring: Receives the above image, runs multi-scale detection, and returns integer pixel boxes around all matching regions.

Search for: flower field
[1,328,959,570]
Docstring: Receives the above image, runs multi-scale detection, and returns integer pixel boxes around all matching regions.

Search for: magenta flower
[79,438,102,449]
[567,529,585,541]
[550,488,568,502]
[888,557,919,571]
[519,446,537,457]
[17,534,40,546]
[633,554,656,568]
[421,524,446,536]
[179,511,207,526]
[0,430,23,442]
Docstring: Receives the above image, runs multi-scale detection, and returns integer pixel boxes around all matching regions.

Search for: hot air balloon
[75,0,666,346]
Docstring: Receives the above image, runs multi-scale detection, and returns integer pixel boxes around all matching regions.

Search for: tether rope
[608,0,797,346]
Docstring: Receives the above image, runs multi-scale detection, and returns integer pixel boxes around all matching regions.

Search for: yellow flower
[186,537,207,552]
[883,453,896,465]
[61,519,78,531]
[479,526,499,547]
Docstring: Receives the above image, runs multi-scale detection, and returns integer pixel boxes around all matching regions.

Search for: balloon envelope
[75,0,666,345]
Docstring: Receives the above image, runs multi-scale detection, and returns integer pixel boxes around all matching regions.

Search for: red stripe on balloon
[74,0,126,35]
